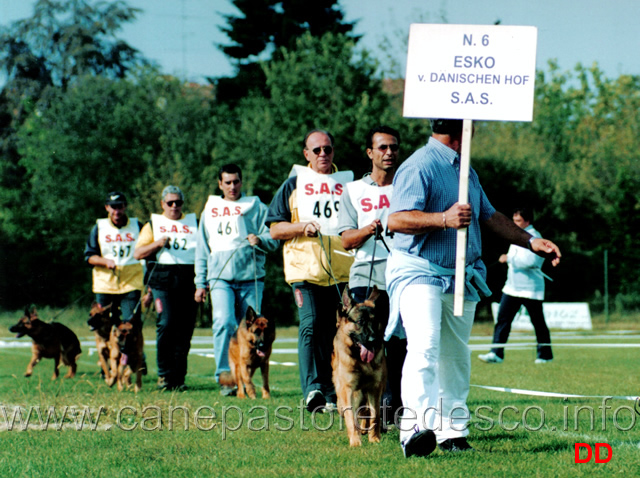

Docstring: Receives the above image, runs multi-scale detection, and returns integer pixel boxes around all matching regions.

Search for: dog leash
[203,239,267,299]
[43,290,93,323]
[317,231,343,301]
[126,260,160,323]
[252,245,261,315]
[363,224,392,299]
[364,226,379,300]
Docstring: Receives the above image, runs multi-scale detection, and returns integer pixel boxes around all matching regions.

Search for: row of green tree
[1,1,638,322]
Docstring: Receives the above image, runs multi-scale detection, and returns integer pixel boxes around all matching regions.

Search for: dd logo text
[574,443,612,464]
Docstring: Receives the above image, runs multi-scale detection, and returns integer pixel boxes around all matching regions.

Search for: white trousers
[398,284,476,444]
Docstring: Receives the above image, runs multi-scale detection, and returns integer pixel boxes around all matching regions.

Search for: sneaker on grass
[534,358,553,364]
[478,352,503,363]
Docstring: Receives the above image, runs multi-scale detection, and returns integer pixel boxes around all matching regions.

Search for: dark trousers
[491,293,553,360]
[350,287,407,421]
[153,286,196,386]
[96,290,141,323]
[292,281,345,403]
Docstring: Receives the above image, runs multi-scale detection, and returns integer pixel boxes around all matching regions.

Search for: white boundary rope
[471,384,639,402]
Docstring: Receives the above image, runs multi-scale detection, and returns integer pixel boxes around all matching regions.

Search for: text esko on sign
[403,24,538,122]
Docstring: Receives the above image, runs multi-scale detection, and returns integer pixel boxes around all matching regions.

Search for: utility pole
[181,0,188,79]
[604,249,609,324]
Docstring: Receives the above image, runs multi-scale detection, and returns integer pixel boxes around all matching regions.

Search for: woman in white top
[479,207,553,364]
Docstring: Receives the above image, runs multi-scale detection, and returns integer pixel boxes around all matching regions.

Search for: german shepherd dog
[332,286,387,447]
[9,307,82,380]
[108,319,145,392]
[220,307,275,399]
[87,302,117,382]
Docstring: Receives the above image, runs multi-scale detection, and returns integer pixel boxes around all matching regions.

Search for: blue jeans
[96,290,141,323]
[211,279,264,381]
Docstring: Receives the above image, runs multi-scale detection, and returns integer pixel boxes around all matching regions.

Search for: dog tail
[60,345,82,366]
[218,371,236,387]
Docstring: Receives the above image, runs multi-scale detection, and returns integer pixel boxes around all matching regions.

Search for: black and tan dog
[220,306,275,399]
[332,286,387,447]
[9,307,82,380]
[87,302,117,382]
[107,318,145,392]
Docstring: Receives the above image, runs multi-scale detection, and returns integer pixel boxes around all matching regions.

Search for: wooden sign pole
[453,119,473,316]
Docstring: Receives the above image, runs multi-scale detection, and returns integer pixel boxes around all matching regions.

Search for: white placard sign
[491,302,593,330]
[404,24,538,121]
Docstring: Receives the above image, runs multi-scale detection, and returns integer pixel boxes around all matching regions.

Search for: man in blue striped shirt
[387,119,561,457]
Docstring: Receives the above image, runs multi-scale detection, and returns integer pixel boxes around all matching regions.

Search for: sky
[1,0,639,84]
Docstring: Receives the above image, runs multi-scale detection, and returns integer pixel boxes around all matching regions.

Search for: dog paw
[349,437,363,447]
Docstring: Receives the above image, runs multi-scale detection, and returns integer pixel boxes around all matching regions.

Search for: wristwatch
[528,236,536,250]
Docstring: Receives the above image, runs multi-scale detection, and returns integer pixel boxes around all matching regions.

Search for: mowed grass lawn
[0,307,639,477]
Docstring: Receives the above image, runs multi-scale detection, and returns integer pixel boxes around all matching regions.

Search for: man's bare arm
[388,202,471,234]
[484,211,562,266]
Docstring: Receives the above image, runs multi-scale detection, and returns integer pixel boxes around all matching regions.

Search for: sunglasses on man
[376,144,399,152]
[165,200,184,207]
[310,146,333,155]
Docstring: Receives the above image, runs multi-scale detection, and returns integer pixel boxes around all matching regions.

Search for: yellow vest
[281,187,353,286]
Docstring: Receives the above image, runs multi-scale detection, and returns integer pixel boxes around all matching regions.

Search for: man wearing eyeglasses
[266,129,354,413]
[84,191,144,325]
[194,164,278,396]
[134,185,197,391]
[338,125,406,424]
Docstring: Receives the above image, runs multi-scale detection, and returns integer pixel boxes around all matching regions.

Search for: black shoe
[438,437,475,452]
[305,390,326,413]
[402,429,437,458]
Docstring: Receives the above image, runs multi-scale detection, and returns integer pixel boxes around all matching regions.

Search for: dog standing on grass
[87,302,117,381]
[219,306,275,399]
[107,318,145,392]
[332,286,387,447]
[9,307,82,380]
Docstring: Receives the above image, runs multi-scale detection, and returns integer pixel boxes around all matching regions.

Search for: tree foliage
[472,62,640,310]
[215,0,358,104]
[219,0,356,61]
[0,0,142,90]
[1,72,217,307]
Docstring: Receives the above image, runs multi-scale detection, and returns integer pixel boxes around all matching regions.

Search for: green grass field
[0,307,639,477]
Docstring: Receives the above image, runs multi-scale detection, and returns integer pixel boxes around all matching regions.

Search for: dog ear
[341,286,355,311]
[367,285,380,304]
[246,306,256,325]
